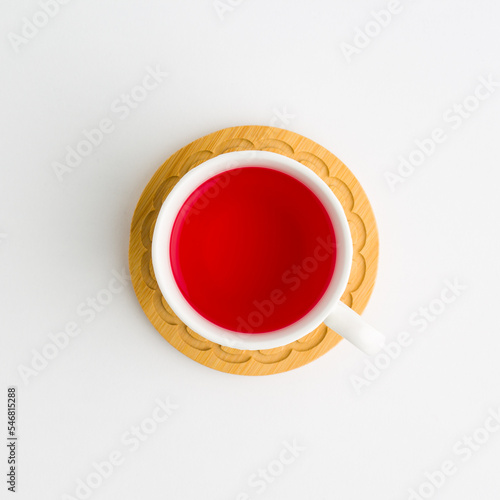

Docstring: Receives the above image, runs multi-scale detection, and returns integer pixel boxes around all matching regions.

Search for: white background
[1,1,500,499]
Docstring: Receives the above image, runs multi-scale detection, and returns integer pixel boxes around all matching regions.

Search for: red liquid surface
[170,167,336,333]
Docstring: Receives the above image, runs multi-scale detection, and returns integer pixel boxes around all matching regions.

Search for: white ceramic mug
[152,151,385,354]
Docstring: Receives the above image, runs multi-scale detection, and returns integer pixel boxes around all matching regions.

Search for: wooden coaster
[129,126,378,375]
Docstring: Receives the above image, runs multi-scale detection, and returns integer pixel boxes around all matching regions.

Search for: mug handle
[324,302,385,355]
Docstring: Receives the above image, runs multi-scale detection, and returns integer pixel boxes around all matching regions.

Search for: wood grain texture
[128,126,379,375]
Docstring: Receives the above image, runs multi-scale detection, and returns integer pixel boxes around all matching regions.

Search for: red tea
[170,167,336,333]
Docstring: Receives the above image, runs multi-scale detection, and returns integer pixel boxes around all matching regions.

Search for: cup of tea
[152,151,384,354]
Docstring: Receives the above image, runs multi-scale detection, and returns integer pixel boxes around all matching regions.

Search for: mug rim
[151,150,353,350]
